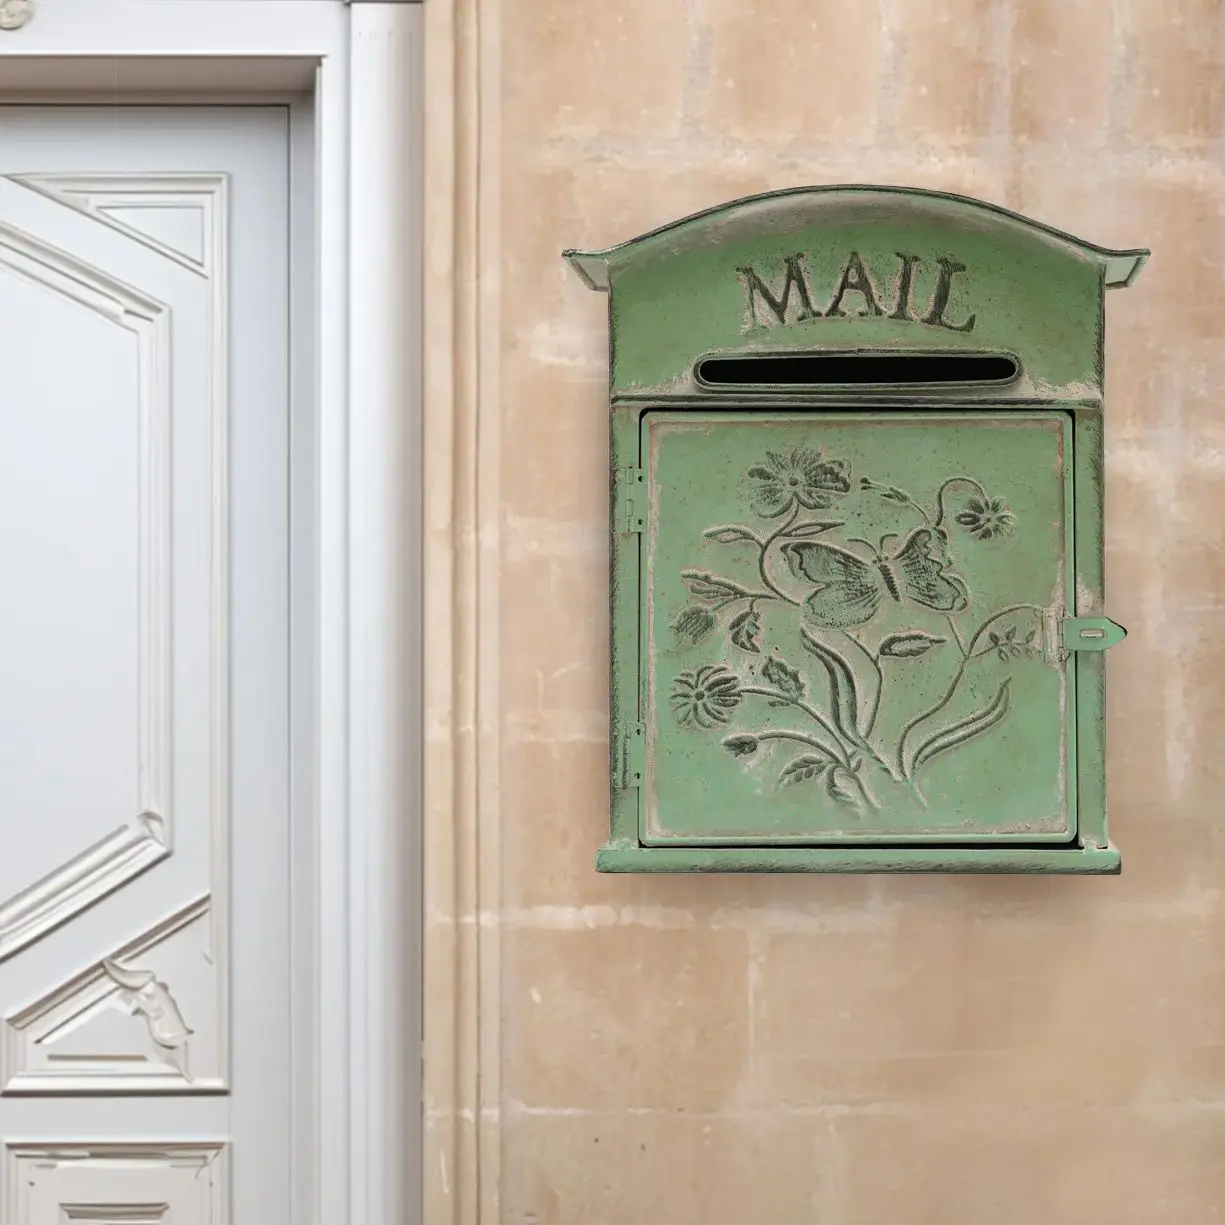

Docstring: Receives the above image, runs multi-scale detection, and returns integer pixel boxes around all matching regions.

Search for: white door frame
[0,7,424,1225]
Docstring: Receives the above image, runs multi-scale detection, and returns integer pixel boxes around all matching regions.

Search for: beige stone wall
[426,1,1225,1221]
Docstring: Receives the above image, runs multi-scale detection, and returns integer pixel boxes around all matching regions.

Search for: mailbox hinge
[1062,616,1127,652]
[617,722,647,790]
[614,467,645,534]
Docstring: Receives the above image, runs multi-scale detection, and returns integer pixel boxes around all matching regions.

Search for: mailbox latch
[1062,616,1127,652]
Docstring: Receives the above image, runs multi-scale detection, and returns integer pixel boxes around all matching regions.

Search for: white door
[0,107,290,1223]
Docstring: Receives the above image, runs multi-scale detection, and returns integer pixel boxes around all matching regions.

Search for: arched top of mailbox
[563,184,1148,291]
[563,185,1148,400]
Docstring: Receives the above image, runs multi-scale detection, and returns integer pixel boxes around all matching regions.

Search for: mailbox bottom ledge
[595,843,1121,875]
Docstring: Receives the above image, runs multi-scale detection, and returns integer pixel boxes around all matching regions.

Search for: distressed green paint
[643,411,1073,845]
[566,185,1147,874]
[594,845,1122,874]
[568,186,1146,400]
[1072,408,1109,851]
[608,411,642,848]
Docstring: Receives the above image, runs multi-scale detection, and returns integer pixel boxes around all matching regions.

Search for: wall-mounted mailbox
[565,186,1147,874]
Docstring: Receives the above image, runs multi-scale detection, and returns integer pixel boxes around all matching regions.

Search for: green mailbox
[564,186,1147,875]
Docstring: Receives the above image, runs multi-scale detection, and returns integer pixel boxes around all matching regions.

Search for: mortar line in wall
[678,0,712,142]
[528,134,971,166]
[1107,0,1134,155]
[470,905,897,934]
[452,887,1222,931]
[820,1120,850,1225]
[993,0,1017,205]
[524,139,1220,185]
[489,1100,1225,1119]
[876,0,902,145]
[744,927,763,1084]
[496,1103,912,1120]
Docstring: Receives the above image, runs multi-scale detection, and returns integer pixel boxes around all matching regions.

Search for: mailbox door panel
[640,410,1075,845]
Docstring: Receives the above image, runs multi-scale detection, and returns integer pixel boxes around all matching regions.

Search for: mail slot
[564,186,1148,874]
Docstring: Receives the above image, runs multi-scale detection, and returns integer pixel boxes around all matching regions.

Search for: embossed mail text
[737,251,976,334]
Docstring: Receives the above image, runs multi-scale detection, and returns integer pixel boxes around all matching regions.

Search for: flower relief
[748,447,851,517]
[665,442,1042,810]
[956,495,1015,540]
[670,665,742,729]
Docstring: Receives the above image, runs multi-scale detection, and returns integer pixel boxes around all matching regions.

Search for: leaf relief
[799,628,862,744]
[704,525,760,545]
[729,608,762,653]
[671,605,717,646]
[826,766,865,810]
[878,629,946,659]
[910,679,1011,774]
[723,734,759,758]
[779,754,830,787]
[781,520,845,539]
[761,656,804,701]
[682,570,750,601]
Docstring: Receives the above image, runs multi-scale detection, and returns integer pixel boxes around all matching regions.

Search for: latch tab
[1062,616,1127,652]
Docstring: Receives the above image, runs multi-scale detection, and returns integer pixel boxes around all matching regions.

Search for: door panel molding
[0,209,176,963]
[2,893,224,1094]
[16,174,227,274]
[0,820,170,966]
[6,1140,227,1225]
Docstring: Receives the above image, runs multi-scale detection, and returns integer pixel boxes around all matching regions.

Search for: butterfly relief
[781,527,968,630]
